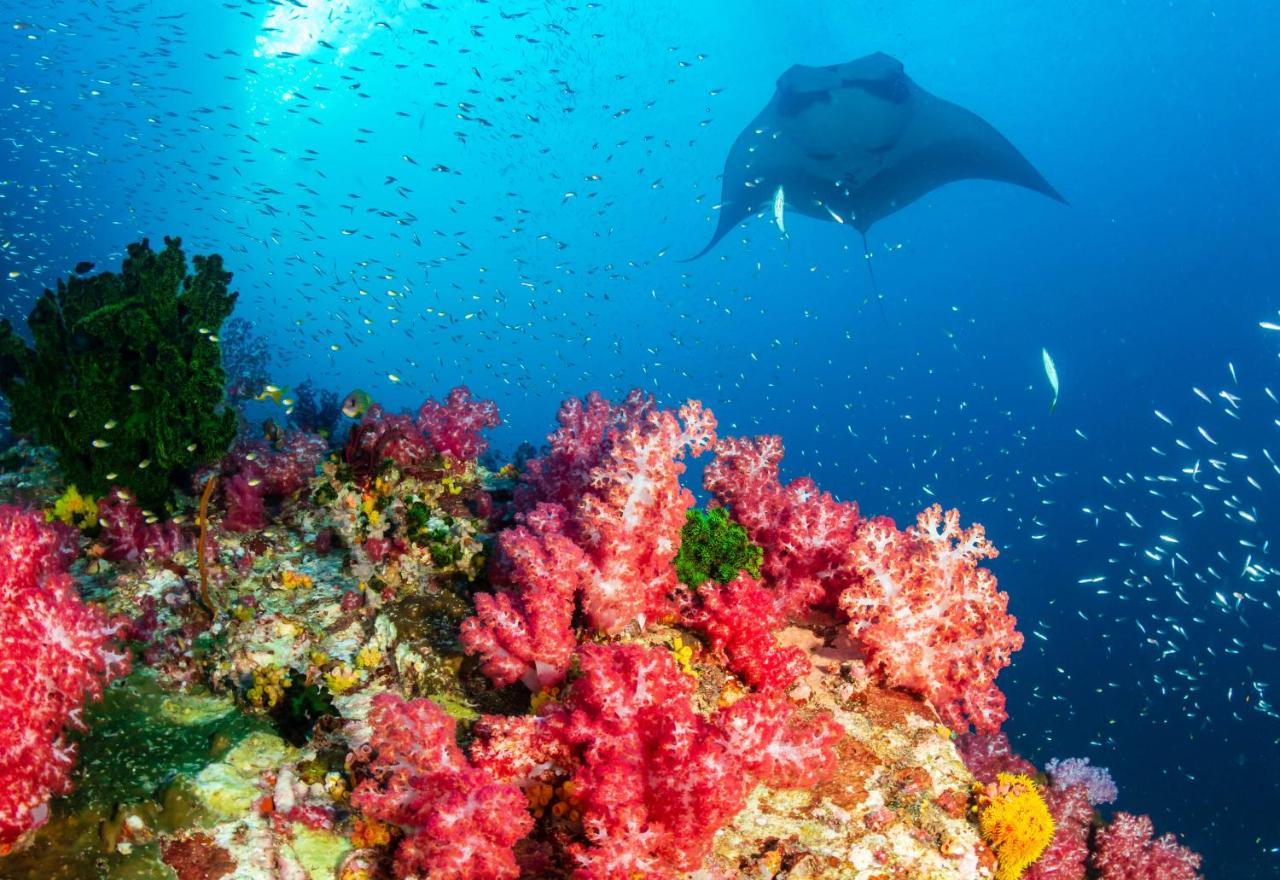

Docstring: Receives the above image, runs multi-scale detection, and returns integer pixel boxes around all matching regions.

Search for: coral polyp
[978,773,1055,880]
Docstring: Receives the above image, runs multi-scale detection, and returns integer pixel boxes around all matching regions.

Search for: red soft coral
[571,399,715,632]
[1024,783,1093,880]
[464,395,715,688]
[416,385,500,461]
[0,505,130,852]
[344,404,435,480]
[262,432,328,495]
[956,731,1039,784]
[543,644,841,877]
[841,505,1023,733]
[684,573,810,692]
[222,471,267,532]
[703,434,863,614]
[350,693,533,880]
[468,714,574,788]
[1091,812,1202,880]
[345,389,496,479]
[96,487,185,562]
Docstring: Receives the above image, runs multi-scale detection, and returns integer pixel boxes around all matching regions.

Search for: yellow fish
[255,384,290,406]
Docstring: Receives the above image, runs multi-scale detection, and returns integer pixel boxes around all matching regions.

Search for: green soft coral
[674,506,763,589]
[0,237,237,507]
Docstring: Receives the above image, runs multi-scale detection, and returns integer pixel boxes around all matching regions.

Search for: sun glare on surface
[254,0,393,59]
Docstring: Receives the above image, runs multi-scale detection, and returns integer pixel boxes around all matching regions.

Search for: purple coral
[1045,756,1118,806]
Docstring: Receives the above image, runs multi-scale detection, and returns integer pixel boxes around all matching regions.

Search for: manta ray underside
[686,52,1065,260]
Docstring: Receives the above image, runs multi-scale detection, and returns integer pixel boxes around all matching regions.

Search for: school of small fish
[0,1,1275,859]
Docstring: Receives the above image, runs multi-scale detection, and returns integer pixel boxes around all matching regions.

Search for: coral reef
[219,432,328,532]
[0,237,238,508]
[0,388,1205,880]
[97,485,186,562]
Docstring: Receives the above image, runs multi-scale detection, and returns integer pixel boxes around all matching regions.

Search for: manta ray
[687,52,1065,260]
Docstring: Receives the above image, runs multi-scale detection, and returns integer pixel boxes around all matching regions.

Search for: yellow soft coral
[279,569,313,590]
[325,663,360,694]
[978,773,1055,880]
[354,645,382,669]
[48,484,97,529]
[440,475,464,495]
[247,666,290,710]
[360,493,382,526]
[670,635,696,678]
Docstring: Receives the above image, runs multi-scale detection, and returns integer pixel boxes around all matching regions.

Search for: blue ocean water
[1,0,1278,875]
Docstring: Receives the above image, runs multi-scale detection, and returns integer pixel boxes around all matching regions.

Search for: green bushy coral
[674,506,763,588]
[0,237,238,507]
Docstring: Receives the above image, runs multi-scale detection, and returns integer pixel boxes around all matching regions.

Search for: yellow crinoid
[977,772,1055,880]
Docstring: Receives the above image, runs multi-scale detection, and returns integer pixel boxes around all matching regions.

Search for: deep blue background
[3,1,1279,874]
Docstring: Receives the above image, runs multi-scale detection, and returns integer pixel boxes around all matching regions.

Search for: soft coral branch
[683,572,810,692]
[1091,812,1202,880]
[703,434,863,615]
[463,394,715,689]
[459,504,587,689]
[416,385,500,461]
[842,505,1022,733]
[546,644,841,877]
[350,693,533,880]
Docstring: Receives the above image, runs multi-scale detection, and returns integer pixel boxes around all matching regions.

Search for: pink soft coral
[220,433,327,532]
[1044,756,1118,805]
[463,394,715,688]
[1091,812,1202,880]
[542,644,841,878]
[350,693,533,880]
[96,487,185,562]
[0,505,130,852]
[841,505,1022,733]
[416,385,500,461]
[517,390,654,512]
[460,504,588,689]
[344,387,498,481]
[703,434,863,614]
[222,471,267,532]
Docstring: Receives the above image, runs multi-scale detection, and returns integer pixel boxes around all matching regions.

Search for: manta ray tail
[860,231,888,323]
